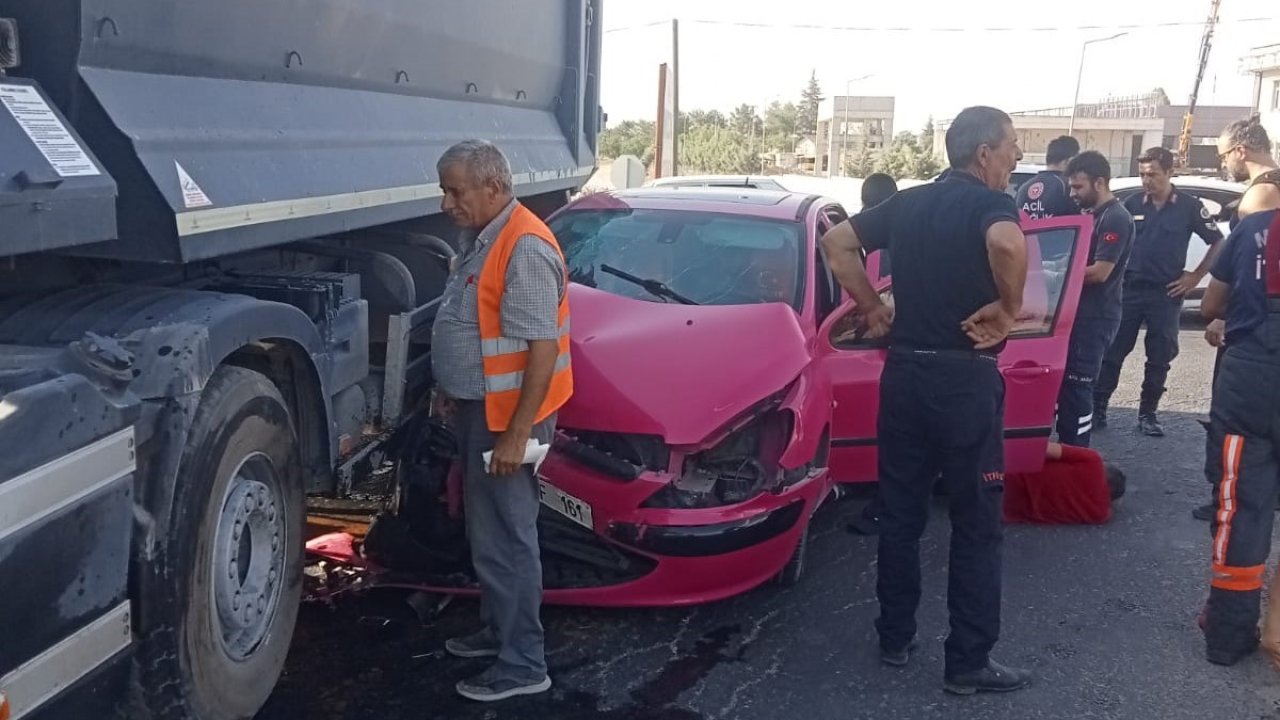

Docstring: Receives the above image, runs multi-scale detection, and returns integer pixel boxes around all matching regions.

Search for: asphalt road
[260,328,1280,720]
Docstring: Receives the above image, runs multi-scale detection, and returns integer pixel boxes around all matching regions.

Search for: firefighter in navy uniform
[1199,207,1280,667]
[1014,135,1080,220]
[821,106,1032,695]
[1094,147,1225,436]
[1058,151,1134,447]
[1193,117,1280,522]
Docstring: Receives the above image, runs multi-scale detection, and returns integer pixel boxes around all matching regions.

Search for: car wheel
[132,365,303,720]
[775,517,809,587]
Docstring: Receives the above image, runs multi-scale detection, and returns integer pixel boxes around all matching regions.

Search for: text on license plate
[538,480,594,530]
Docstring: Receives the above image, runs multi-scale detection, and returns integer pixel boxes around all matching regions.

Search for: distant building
[1242,44,1280,161]
[933,91,1252,176]
[814,96,895,177]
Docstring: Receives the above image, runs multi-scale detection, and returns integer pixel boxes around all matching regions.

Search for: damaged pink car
[526,188,1094,606]
[311,187,1093,608]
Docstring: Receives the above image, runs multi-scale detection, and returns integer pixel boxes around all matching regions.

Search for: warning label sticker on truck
[0,83,101,177]
[174,161,213,208]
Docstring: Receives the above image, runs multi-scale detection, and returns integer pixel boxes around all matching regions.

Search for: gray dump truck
[0,2,601,718]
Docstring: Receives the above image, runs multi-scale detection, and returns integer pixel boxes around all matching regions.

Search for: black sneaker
[1192,503,1215,522]
[1138,413,1165,437]
[880,637,919,667]
[445,627,500,659]
[943,660,1032,695]
[456,666,552,702]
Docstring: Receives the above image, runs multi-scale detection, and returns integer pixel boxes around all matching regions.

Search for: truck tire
[134,366,303,720]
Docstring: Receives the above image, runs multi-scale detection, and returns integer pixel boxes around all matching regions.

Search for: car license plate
[538,480,594,531]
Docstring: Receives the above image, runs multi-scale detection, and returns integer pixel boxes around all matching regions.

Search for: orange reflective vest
[477,203,573,432]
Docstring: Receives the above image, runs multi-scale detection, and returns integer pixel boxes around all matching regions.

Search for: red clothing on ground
[1003,444,1113,524]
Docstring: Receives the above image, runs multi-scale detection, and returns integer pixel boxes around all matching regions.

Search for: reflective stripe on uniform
[481,336,530,356]
[484,352,572,393]
[1212,434,1245,567]
[481,321,570,359]
[1211,562,1265,592]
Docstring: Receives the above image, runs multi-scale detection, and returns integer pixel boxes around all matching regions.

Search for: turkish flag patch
[1103,231,1120,244]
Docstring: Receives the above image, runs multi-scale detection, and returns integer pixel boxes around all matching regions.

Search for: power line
[604,16,1277,34]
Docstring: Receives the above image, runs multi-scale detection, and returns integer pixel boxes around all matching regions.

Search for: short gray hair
[945,106,1013,169]
[1221,114,1272,154]
[437,139,514,194]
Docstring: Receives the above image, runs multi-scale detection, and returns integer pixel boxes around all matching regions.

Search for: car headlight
[641,404,793,509]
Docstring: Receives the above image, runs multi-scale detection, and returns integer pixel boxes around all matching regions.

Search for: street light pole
[839,74,873,177]
[1068,32,1127,136]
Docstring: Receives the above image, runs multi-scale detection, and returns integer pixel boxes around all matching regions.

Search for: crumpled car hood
[558,285,812,446]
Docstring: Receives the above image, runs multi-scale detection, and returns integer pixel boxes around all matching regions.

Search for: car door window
[814,205,848,322]
[1010,227,1077,338]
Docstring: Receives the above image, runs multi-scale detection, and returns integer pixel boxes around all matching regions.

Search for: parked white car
[1109,176,1246,313]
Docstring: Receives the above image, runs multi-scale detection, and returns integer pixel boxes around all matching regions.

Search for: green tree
[846,143,877,178]
[920,116,935,157]
[679,125,755,175]
[729,104,762,137]
[682,109,728,134]
[599,119,655,164]
[799,70,824,137]
[875,131,923,179]
[763,101,801,152]
[873,128,943,180]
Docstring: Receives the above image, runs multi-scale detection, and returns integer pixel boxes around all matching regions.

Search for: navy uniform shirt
[1209,209,1277,345]
[1078,198,1135,319]
[850,170,1020,353]
[1122,186,1223,284]
[1014,170,1077,220]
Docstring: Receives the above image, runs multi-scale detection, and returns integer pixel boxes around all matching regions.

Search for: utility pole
[671,18,680,177]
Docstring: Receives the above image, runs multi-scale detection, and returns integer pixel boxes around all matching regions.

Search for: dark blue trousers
[875,350,1006,676]
[1096,279,1183,402]
[1058,314,1121,447]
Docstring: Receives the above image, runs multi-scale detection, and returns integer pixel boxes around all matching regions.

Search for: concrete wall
[817,96,895,175]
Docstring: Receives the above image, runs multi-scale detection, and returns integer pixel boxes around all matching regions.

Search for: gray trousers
[456,400,554,678]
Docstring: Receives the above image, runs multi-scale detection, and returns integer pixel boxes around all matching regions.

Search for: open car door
[818,214,1094,482]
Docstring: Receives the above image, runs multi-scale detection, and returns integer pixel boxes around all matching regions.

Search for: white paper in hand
[482,439,550,474]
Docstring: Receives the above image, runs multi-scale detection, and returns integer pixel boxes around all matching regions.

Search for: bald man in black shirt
[822,106,1031,695]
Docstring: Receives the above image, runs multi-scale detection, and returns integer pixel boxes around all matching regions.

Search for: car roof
[1110,176,1246,194]
[564,187,826,221]
[646,174,783,187]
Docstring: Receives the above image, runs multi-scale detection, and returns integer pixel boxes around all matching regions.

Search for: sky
[599,0,1280,134]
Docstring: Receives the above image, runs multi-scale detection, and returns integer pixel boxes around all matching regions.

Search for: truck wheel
[135,366,303,720]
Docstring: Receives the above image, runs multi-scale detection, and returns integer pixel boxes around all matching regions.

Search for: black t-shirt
[1210,209,1277,345]
[1014,170,1077,220]
[1122,186,1223,284]
[850,171,1020,352]
[1078,198,1135,319]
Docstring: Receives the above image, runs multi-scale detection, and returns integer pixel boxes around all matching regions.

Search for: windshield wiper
[599,264,700,305]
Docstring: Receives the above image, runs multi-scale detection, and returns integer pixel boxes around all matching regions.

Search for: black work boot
[1138,388,1165,437]
[1093,395,1110,431]
[880,636,919,667]
[943,660,1033,695]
